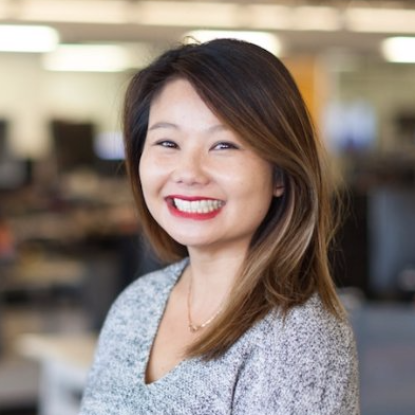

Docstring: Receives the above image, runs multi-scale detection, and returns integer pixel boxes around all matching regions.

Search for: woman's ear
[273,168,285,197]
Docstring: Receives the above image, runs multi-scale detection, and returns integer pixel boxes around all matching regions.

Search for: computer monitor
[50,119,96,175]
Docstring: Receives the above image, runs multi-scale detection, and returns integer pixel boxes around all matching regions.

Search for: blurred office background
[0,0,414,414]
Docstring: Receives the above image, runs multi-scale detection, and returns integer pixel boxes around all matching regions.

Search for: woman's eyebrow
[148,122,229,134]
[148,122,178,131]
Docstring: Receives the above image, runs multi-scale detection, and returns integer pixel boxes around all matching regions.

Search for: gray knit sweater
[80,259,360,415]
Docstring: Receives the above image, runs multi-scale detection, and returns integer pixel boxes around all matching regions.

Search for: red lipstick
[166,195,224,220]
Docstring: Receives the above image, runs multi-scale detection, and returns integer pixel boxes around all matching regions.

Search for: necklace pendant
[189,323,200,333]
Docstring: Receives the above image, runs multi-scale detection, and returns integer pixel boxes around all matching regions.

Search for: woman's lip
[165,195,225,220]
[165,195,222,202]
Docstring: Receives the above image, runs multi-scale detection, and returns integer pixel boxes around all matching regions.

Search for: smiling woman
[140,78,277,254]
[80,39,360,415]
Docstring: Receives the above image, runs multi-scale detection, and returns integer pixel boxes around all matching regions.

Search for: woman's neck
[178,246,247,326]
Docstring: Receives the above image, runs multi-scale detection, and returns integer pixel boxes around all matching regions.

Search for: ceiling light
[184,30,282,55]
[0,25,59,52]
[381,37,415,63]
[42,45,134,72]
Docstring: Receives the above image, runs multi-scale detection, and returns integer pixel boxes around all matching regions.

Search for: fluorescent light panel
[382,37,415,63]
[185,30,281,55]
[0,24,59,52]
[43,44,133,72]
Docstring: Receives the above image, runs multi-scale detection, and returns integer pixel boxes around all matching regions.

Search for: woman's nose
[171,151,209,186]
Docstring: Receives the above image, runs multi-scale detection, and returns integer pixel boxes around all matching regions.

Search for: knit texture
[80,259,360,415]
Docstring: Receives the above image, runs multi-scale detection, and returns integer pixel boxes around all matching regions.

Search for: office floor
[350,302,415,415]
[0,303,89,415]
[0,301,414,415]
[0,358,39,414]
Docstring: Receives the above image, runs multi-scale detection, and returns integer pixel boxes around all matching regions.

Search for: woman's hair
[123,38,344,359]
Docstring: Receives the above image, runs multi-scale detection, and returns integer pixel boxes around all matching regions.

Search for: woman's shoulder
[235,297,360,414]
[285,294,354,344]
[247,294,358,391]
[258,294,356,356]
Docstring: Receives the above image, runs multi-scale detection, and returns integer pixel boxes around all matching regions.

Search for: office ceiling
[1,0,415,59]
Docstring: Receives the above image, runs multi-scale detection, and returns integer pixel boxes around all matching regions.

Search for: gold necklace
[187,276,225,333]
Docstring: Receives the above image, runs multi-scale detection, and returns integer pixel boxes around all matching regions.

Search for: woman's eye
[155,140,177,148]
[212,142,239,150]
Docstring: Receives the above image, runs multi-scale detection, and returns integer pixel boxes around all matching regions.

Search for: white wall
[0,53,129,158]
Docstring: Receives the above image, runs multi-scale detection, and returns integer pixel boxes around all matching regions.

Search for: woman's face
[139,78,282,255]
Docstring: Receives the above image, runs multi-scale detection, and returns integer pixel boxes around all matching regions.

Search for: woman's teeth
[173,198,224,214]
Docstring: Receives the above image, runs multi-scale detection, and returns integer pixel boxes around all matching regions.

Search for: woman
[80,38,359,414]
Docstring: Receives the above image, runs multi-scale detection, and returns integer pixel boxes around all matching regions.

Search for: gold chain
[187,276,225,333]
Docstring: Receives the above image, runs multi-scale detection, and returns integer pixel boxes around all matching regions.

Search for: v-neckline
[140,258,192,387]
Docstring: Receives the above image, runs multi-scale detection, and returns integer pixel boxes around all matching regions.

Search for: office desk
[17,333,96,415]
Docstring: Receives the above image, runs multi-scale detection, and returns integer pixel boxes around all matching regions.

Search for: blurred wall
[0,54,129,159]
[337,61,415,151]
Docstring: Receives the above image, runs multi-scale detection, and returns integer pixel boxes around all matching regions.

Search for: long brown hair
[123,39,343,359]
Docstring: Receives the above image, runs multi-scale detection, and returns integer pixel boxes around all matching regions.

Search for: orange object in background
[284,55,328,128]
[0,217,15,261]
